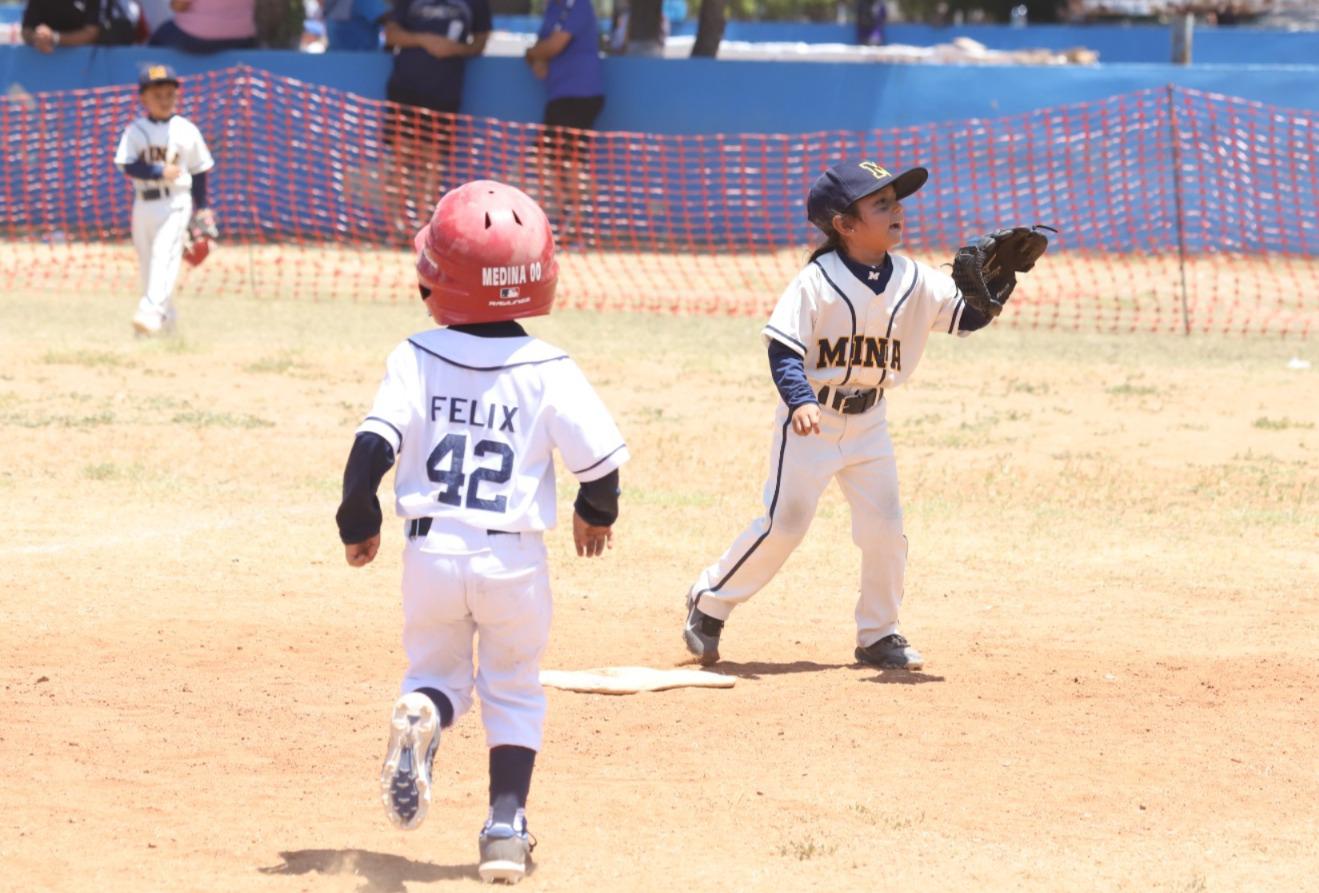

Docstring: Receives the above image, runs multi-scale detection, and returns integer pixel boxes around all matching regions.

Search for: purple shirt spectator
[149,0,256,51]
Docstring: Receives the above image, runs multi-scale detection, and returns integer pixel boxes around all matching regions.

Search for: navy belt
[140,187,171,201]
[817,385,881,415]
[407,518,512,539]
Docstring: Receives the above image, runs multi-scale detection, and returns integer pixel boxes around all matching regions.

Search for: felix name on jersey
[430,395,518,432]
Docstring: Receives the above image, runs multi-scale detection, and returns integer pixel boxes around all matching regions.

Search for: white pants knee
[132,196,191,322]
[690,400,907,647]
[399,522,552,751]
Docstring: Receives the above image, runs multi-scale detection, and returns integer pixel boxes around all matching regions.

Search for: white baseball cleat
[131,308,164,336]
[379,692,440,830]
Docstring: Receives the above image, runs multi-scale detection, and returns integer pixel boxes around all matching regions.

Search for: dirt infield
[1,289,1316,892]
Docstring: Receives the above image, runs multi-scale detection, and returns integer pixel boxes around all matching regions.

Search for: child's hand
[791,403,821,436]
[162,163,181,181]
[345,535,380,567]
[573,511,613,558]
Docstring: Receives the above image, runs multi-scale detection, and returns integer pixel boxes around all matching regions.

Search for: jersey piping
[764,324,807,355]
[365,415,404,444]
[571,443,628,476]
[876,265,920,389]
[407,338,568,371]
[812,257,858,386]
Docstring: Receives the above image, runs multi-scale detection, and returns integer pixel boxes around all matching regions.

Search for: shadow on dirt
[709,660,852,679]
[259,848,526,892]
[859,668,946,684]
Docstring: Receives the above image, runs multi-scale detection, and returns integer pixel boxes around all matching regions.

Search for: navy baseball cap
[807,162,928,233]
[138,64,180,92]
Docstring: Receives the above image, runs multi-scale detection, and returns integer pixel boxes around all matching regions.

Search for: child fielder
[114,64,216,336]
[683,161,1001,671]
[336,180,628,883]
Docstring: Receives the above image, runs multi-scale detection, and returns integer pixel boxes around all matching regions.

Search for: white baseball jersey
[762,250,968,396]
[689,249,975,651]
[114,114,214,201]
[356,328,629,532]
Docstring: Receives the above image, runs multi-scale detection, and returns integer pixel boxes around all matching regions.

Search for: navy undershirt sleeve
[958,301,992,332]
[768,340,818,410]
[123,160,164,180]
[335,431,397,544]
[574,468,620,526]
[190,171,207,209]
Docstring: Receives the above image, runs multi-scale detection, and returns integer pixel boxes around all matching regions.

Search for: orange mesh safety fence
[1,65,1315,335]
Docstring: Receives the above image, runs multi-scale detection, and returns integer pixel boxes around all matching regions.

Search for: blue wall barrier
[488,14,1319,64]
[3,46,1319,133]
[4,63,1314,261]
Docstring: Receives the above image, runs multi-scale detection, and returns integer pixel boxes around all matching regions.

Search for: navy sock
[489,745,536,826]
[414,687,455,728]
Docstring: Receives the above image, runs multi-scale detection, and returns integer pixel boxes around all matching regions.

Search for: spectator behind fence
[138,0,173,33]
[149,0,256,51]
[526,0,604,130]
[323,0,389,50]
[22,0,142,50]
[856,0,886,46]
[379,0,492,231]
[525,0,605,240]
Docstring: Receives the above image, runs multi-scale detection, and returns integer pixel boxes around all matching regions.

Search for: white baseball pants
[690,399,908,648]
[399,520,553,751]
[131,195,191,325]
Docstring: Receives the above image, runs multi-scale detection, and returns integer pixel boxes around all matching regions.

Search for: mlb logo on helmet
[500,287,520,299]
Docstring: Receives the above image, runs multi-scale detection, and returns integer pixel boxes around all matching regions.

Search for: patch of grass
[83,463,119,481]
[1253,416,1314,431]
[42,350,135,369]
[625,487,717,509]
[244,351,303,375]
[776,836,838,861]
[171,411,274,429]
[848,803,927,830]
[0,411,116,429]
[1006,378,1051,395]
[1106,382,1161,397]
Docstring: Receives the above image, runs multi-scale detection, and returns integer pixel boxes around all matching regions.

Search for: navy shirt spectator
[22,0,105,51]
[856,0,886,46]
[323,0,390,50]
[525,0,605,129]
[384,0,492,115]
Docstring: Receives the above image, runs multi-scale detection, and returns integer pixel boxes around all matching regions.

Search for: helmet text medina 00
[415,180,558,325]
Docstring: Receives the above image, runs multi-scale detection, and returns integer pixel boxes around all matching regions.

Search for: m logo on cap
[148,66,168,80]
[859,162,891,180]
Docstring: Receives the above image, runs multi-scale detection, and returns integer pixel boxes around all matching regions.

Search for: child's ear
[832,213,852,235]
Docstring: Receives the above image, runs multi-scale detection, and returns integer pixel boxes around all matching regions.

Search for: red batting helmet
[415,180,558,325]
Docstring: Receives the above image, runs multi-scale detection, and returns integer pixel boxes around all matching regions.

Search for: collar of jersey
[835,248,893,294]
[408,327,567,370]
[146,114,176,124]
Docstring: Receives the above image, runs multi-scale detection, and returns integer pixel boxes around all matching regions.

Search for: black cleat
[683,592,724,666]
[855,634,924,670]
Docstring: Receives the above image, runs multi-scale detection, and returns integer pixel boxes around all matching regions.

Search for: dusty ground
[1,288,1316,892]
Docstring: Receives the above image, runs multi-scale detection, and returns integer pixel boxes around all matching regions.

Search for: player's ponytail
[808,231,843,263]
[807,206,858,263]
